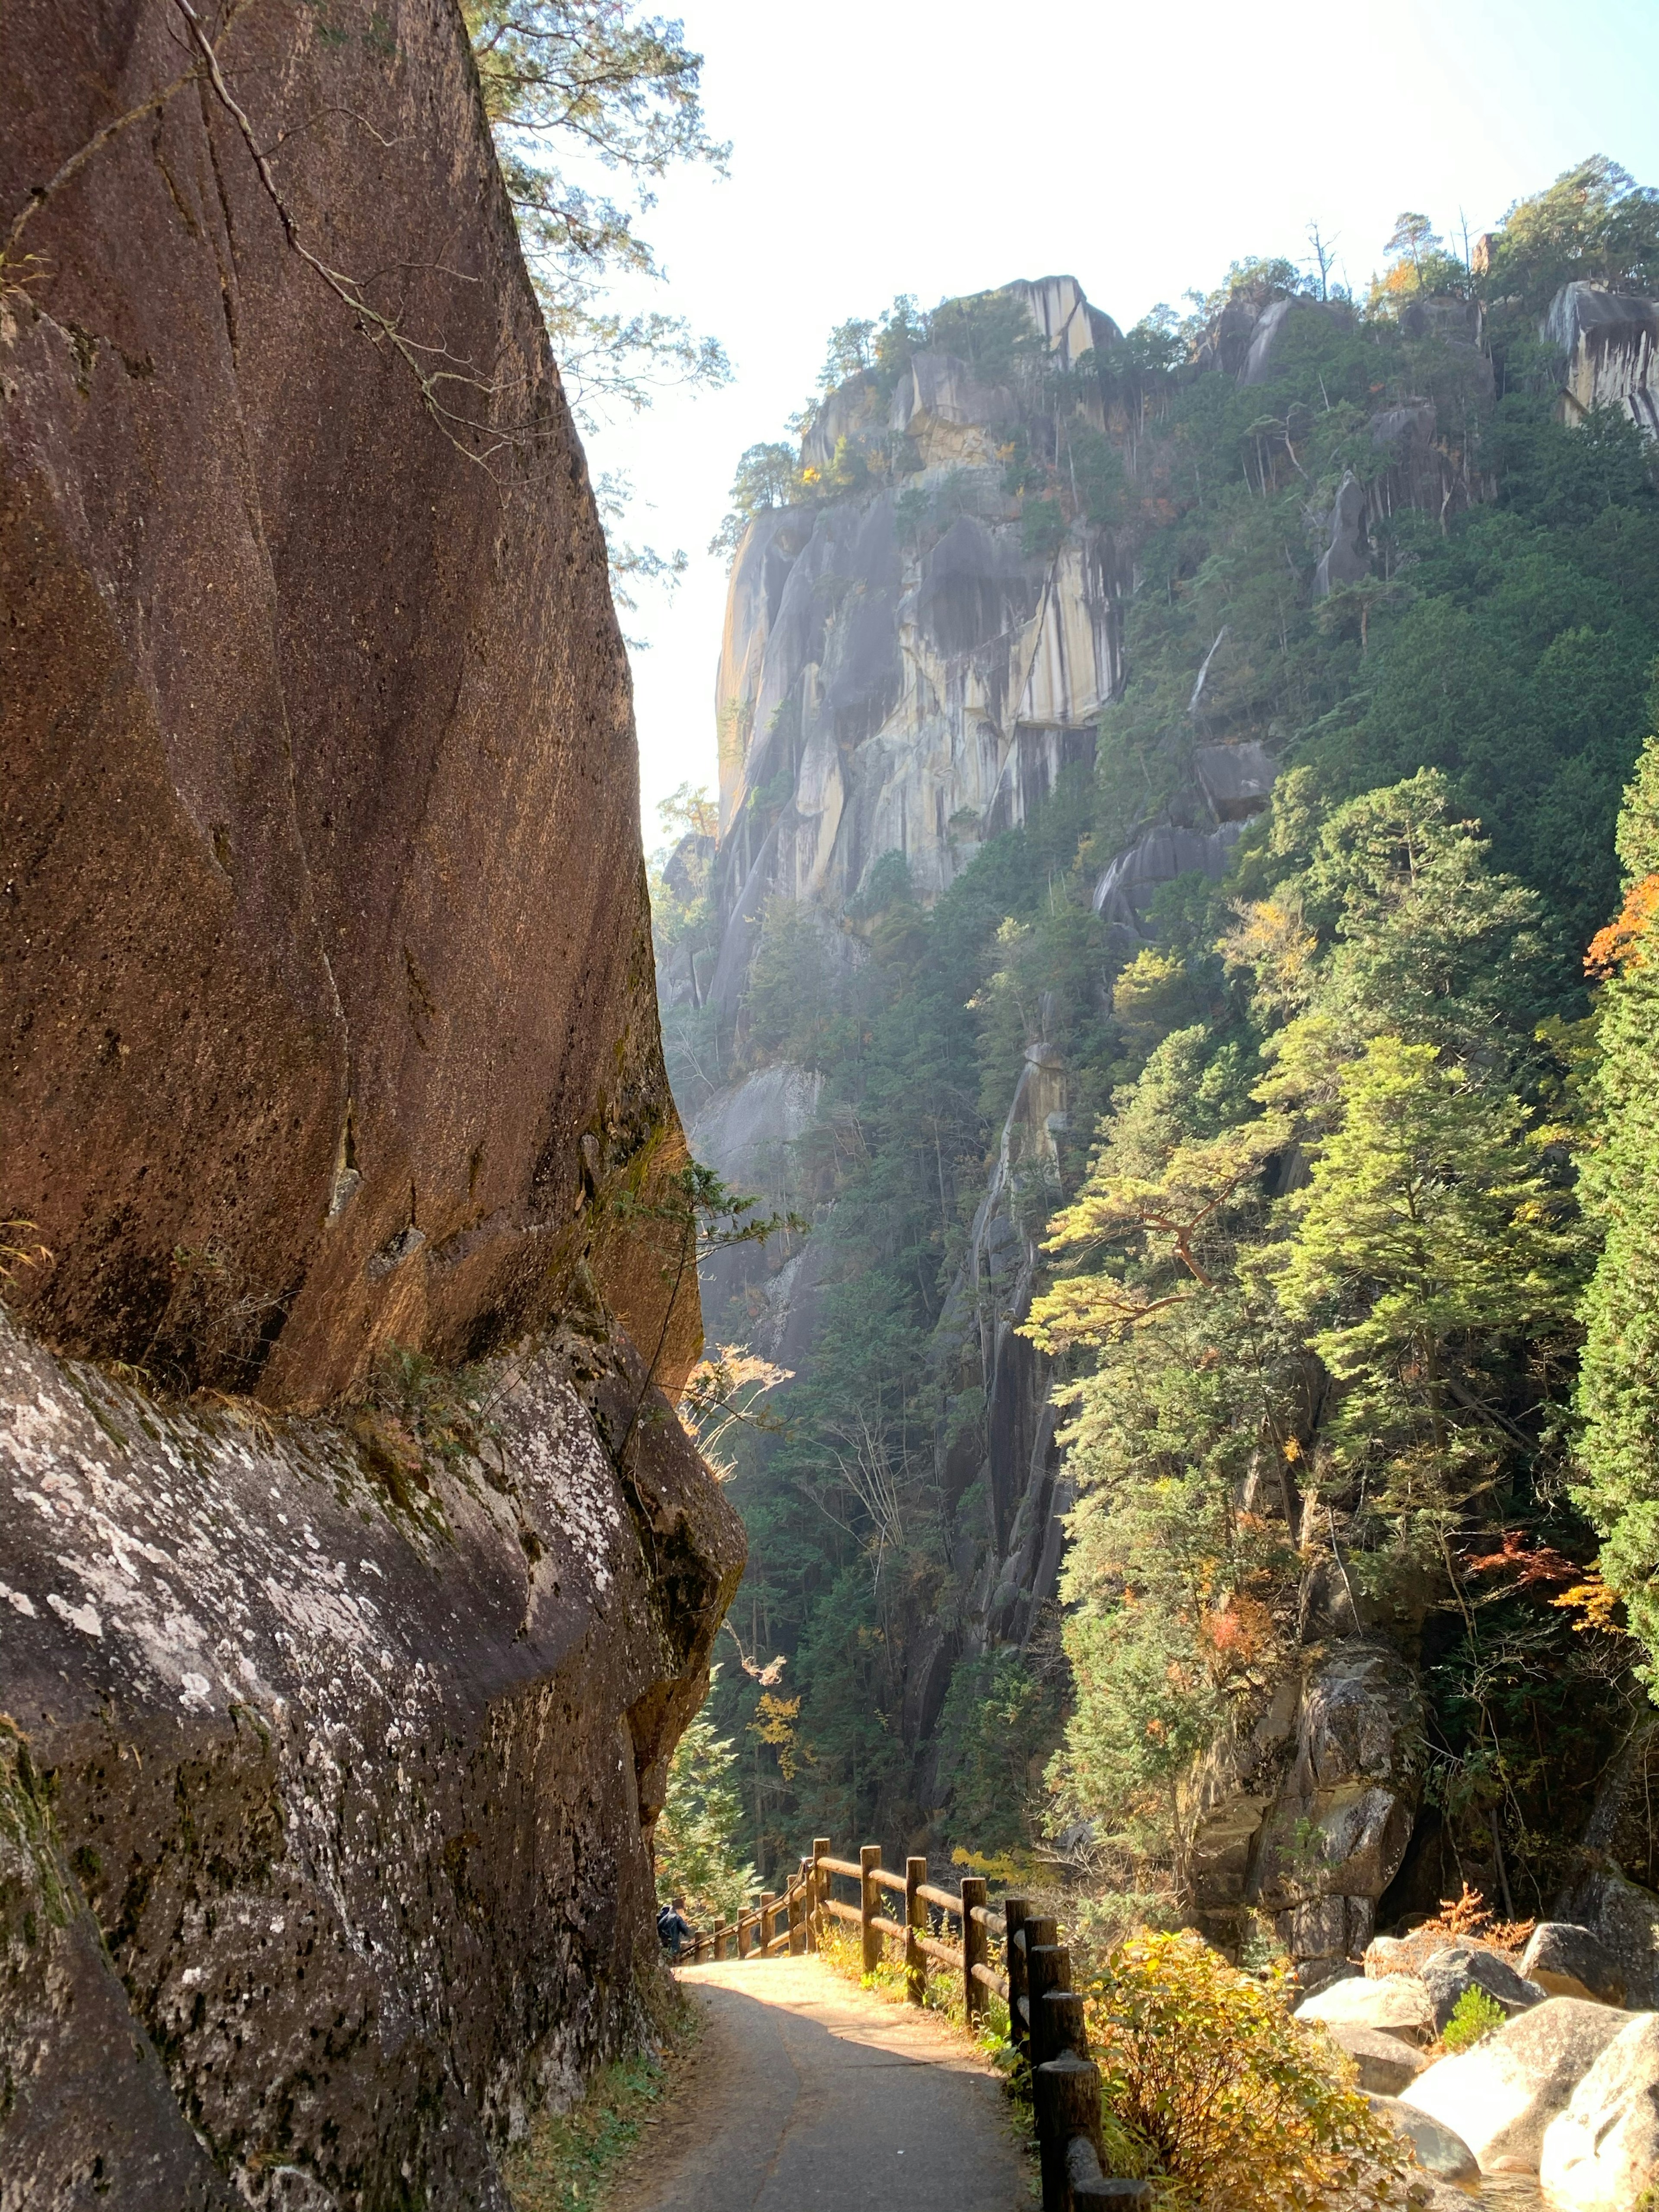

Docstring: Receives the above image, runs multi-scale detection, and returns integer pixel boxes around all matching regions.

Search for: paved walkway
[616,1956,1028,2212]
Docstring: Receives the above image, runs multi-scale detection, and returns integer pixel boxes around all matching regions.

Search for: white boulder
[1323,2022,1428,2096]
[1402,1996,1627,2173]
[1366,2096,1479,2187]
[1539,2010,1659,2211]
[1295,1972,1435,2045]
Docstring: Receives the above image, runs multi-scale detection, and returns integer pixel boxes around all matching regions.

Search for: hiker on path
[658,1897,696,1961]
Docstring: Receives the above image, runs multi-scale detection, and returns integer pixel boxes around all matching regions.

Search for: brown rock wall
[0,0,696,1406]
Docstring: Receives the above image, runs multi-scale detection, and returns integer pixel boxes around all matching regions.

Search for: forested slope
[653,159,1659,1982]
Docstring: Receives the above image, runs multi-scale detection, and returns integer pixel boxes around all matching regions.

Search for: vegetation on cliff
[658,157,1659,1928]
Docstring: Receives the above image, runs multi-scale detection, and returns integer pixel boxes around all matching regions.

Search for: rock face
[1521,1923,1627,2007]
[1419,1945,1547,2033]
[1184,1640,1421,1975]
[1402,1999,1628,2174]
[0,1308,744,2206]
[709,279,1129,993]
[1367,2098,1480,2187]
[0,4,741,2202]
[0,0,698,1410]
[1539,2010,1659,2211]
[1546,281,1659,437]
[1322,2024,1430,2096]
[1296,1973,1437,2046]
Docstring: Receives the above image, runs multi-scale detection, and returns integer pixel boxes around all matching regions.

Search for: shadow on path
[616,1957,1027,2212]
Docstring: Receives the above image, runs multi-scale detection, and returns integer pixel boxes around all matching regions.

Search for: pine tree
[654,1671,757,1928]
[1268,1034,1578,1573]
[1576,736,1659,1664]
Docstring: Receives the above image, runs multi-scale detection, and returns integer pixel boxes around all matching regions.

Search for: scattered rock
[1402,1998,1629,2173]
[1555,1865,1659,2010]
[1367,1934,1420,1978]
[1367,2096,1481,2188]
[1420,1945,1547,2033]
[1325,2023,1430,2096]
[1538,2010,1659,2211]
[1520,1923,1627,2007]
[1296,1973,1436,2045]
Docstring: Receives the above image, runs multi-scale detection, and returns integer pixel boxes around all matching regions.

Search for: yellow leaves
[1221,894,1319,1016]
[748,1692,807,1781]
[1111,947,1195,1052]
[1550,1570,1628,1636]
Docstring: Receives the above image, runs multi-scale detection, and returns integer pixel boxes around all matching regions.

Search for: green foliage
[932,1651,1062,1855]
[1085,1932,1408,2210]
[1442,1984,1507,2052]
[677,168,1659,1888]
[1267,1036,1580,1561]
[1480,156,1659,318]
[654,1672,757,1927]
[502,2018,696,2212]
[464,1,728,416]
[1576,736,1659,1670]
[708,442,801,558]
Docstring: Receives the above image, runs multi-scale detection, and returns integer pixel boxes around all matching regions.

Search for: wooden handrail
[671,1839,1145,2206]
[914,1879,961,1913]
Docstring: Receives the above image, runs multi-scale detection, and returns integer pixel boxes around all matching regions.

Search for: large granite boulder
[1521,1922,1627,2007]
[1556,1865,1659,2009]
[1420,1945,1547,2033]
[1296,1973,1437,2046]
[1322,2024,1430,2097]
[1402,1998,1628,2174]
[0,0,698,1411]
[1539,2011,1659,2210]
[1366,2098,1480,2189]
[0,1307,744,2206]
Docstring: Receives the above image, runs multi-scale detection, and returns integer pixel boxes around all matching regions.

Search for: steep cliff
[1,0,699,1413]
[666,255,1659,1974]
[0,3,741,2201]
[706,276,1128,1018]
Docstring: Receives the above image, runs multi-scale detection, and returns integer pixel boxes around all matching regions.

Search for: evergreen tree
[654,1671,757,1926]
[1268,1036,1580,1592]
[1576,736,1659,1664]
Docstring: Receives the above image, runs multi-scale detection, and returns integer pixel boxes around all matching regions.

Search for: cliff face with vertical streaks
[0,4,740,2202]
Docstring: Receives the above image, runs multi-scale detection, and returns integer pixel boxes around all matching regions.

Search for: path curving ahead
[616,1956,1028,2212]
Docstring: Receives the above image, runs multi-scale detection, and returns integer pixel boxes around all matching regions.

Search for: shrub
[1442,1985,1507,2052]
[1083,1932,1407,2211]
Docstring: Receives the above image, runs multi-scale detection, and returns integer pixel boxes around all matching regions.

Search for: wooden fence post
[860,1843,881,1977]
[905,1856,927,2005]
[1004,1894,1031,2059]
[760,1890,775,1955]
[1027,1934,1068,2070]
[786,1876,802,1955]
[1034,2050,1105,2212]
[961,1875,988,2024]
[810,1838,828,1954]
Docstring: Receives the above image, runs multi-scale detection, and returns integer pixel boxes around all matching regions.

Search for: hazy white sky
[578,0,1659,844]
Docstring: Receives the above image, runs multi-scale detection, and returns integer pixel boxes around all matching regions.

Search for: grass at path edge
[504,1986,703,2212]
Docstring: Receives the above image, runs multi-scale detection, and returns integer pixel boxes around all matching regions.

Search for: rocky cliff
[0,3,741,2202]
[706,276,1128,1017]
[669,261,1659,1974]
[2,0,700,1414]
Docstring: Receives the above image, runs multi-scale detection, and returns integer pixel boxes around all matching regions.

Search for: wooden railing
[682,1843,1152,2211]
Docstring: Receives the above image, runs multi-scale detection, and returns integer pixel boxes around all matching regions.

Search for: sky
[574,0,1659,849]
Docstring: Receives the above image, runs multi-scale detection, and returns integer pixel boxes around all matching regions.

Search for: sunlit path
[617,1958,1027,2212]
